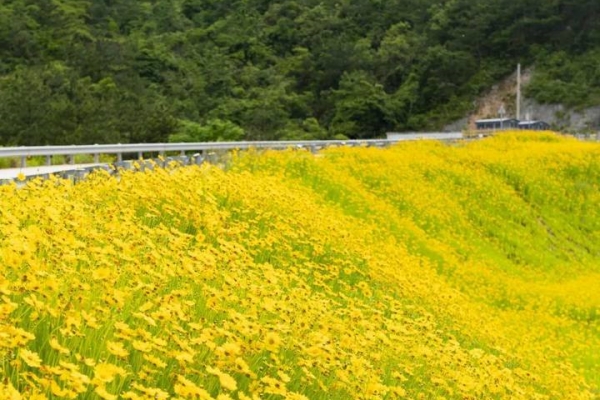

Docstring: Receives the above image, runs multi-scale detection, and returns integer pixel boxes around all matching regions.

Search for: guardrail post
[45,155,52,166]
[20,156,26,169]
[193,154,203,165]
[206,152,218,164]
[117,153,123,162]
[138,152,143,160]
[74,169,88,182]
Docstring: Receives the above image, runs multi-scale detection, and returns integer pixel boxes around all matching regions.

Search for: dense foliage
[1,133,599,398]
[0,0,599,145]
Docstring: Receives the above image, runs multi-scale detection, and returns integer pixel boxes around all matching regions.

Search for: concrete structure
[385,132,463,141]
[475,118,519,131]
[518,120,551,131]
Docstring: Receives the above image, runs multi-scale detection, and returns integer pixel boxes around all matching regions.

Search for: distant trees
[0,0,598,145]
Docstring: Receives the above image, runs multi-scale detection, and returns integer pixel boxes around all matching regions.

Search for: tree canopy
[0,0,598,145]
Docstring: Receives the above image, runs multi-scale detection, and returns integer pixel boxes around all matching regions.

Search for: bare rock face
[520,100,600,132]
[443,117,470,132]
[443,67,600,133]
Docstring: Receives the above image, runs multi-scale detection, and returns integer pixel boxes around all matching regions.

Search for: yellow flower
[132,340,153,353]
[389,386,407,397]
[263,332,282,352]
[93,362,127,385]
[216,341,241,359]
[95,386,118,400]
[218,372,238,392]
[49,337,70,355]
[143,353,167,368]
[469,348,485,359]
[92,267,112,281]
[234,357,254,377]
[174,350,195,364]
[261,376,287,396]
[131,383,169,399]
[50,380,69,397]
[106,341,129,358]
[120,392,142,400]
[206,366,238,392]
[20,349,42,368]
[1,327,35,348]
[277,370,291,383]
[0,382,22,400]
[133,312,157,327]
[174,375,212,399]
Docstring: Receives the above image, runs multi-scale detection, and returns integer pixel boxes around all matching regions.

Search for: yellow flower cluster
[0,131,598,399]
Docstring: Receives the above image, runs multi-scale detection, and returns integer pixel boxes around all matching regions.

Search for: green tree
[0,0,599,145]
[169,119,244,142]
[330,71,392,139]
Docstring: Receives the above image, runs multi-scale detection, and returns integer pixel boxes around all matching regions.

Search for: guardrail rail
[0,134,466,182]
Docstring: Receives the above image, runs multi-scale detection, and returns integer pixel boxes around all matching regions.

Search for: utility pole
[516,63,521,120]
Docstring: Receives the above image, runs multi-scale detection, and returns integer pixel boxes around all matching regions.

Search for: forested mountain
[0,0,598,145]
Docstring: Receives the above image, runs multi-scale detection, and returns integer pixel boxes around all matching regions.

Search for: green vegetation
[526,49,600,108]
[0,0,598,145]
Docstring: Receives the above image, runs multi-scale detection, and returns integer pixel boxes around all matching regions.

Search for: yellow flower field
[0,132,599,399]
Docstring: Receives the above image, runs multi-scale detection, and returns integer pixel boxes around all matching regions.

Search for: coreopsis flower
[0,382,22,400]
[95,386,118,400]
[174,375,212,399]
[263,332,282,353]
[215,341,241,359]
[93,362,127,385]
[233,357,255,378]
[260,376,287,396]
[20,349,42,368]
[49,338,70,355]
[132,340,153,353]
[207,366,238,392]
[130,383,169,399]
[143,353,167,369]
[106,341,129,358]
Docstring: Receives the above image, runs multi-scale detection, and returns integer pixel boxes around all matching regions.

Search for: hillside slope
[1,0,599,144]
[0,132,599,399]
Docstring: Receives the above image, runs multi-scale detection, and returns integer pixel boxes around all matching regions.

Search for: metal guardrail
[386,132,464,140]
[0,136,465,169]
